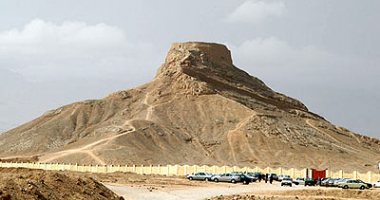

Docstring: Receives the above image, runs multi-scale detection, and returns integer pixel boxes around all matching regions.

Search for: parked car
[334,178,349,187]
[337,179,370,190]
[239,174,253,185]
[268,173,279,181]
[305,178,316,186]
[373,180,380,188]
[357,179,372,188]
[293,177,305,185]
[211,173,242,183]
[281,177,293,187]
[278,174,291,181]
[320,178,331,187]
[186,172,213,181]
[326,178,340,187]
[244,172,258,182]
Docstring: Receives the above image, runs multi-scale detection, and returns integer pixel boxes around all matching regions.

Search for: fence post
[175,165,179,176]
[184,165,188,175]
[340,170,344,178]
[368,171,372,183]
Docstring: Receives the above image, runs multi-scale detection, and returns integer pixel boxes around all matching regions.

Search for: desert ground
[95,171,380,200]
[2,167,379,200]
[103,179,380,200]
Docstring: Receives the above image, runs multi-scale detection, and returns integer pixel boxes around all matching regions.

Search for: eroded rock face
[158,42,308,111]
[0,42,379,171]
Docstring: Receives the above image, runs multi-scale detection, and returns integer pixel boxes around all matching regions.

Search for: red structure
[311,168,327,180]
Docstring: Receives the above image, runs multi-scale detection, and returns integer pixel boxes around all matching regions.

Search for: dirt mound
[0,168,123,200]
[0,42,379,171]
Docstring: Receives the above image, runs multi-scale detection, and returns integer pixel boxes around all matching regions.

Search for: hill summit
[0,42,379,171]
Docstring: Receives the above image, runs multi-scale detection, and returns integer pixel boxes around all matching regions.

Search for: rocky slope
[0,42,379,171]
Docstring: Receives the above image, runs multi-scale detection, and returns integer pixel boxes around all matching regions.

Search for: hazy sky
[0,0,379,139]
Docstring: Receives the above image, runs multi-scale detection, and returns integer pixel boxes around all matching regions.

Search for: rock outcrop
[0,42,379,171]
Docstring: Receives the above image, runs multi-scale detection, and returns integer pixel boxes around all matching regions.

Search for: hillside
[0,42,379,171]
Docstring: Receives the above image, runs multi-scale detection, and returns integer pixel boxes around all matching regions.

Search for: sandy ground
[104,180,379,200]
[1,168,379,199]
[105,183,285,200]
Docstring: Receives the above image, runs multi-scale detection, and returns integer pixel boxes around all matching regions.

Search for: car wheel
[189,177,193,181]
[231,179,236,184]
[290,184,292,187]
[281,184,283,186]
[205,178,209,181]
[295,182,299,185]
[360,186,365,190]
[343,185,348,189]
[243,180,248,185]
[214,178,219,182]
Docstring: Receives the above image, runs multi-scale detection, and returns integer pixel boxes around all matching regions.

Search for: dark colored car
[244,172,258,182]
[268,173,279,181]
[239,174,252,185]
[305,178,316,186]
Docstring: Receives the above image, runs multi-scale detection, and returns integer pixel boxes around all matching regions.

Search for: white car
[278,174,291,181]
[281,177,293,187]
[373,180,380,188]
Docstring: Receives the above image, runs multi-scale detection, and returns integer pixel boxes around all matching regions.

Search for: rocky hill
[0,42,379,171]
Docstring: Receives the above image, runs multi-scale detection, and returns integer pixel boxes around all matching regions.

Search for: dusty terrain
[0,168,122,200]
[211,189,380,200]
[92,172,380,200]
[0,42,379,171]
[1,168,379,200]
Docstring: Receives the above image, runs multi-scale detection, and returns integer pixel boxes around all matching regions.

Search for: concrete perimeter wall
[0,162,379,183]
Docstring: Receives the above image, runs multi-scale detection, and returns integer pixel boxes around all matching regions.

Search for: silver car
[211,173,242,183]
[293,177,305,185]
[186,172,213,181]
